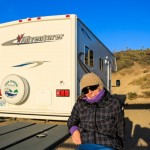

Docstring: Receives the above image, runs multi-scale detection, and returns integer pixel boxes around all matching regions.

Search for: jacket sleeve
[67,102,80,131]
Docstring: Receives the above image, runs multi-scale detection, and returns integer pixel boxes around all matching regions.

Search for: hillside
[111,49,150,104]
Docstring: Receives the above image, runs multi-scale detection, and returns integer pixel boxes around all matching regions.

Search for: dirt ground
[55,109,150,150]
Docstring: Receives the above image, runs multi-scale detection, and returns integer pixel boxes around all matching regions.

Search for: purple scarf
[82,89,105,103]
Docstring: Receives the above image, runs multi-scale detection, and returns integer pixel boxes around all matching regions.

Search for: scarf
[82,89,105,103]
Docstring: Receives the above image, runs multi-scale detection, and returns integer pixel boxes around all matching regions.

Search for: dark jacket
[67,91,124,150]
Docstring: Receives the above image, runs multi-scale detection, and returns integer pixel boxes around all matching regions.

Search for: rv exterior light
[28,18,31,21]
[116,80,120,86]
[37,17,41,20]
[66,15,70,18]
[64,90,70,96]
[19,20,22,22]
[56,89,70,97]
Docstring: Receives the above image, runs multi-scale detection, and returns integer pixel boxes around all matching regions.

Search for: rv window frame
[89,49,94,67]
[85,46,89,66]
[84,46,94,68]
[99,57,103,71]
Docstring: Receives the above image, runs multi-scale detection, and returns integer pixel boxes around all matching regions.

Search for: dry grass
[130,74,150,89]
[112,63,150,104]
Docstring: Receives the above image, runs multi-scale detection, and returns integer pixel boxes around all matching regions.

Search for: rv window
[89,50,93,67]
[84,46,94,67]
[85,46,88,65]
[112,58,115,67]
[99,58,103,71]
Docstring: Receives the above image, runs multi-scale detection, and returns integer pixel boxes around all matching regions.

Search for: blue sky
[0,0,150,52]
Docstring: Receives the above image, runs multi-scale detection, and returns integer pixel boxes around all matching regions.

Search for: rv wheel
[1,74,29,105]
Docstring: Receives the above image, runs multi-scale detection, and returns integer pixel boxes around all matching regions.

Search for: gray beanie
[80,72,104,91]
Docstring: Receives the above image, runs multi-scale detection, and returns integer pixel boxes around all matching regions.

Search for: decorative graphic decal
[13,61,49,68]
[81,27,91,41]
[4,80,19,98]
[17,34,24,42]
[2,33,64,46]
[0,100,6,106]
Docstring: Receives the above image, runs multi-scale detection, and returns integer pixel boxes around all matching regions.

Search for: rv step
[0,122,70,150]
[0,122,36,136]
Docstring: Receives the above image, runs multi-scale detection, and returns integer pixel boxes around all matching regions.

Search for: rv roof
[0,14,77,27]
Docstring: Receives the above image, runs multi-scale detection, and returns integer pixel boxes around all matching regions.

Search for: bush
[117,59,134,71]
[114,49,150,71]
[130,74,150,89]
[127,92,138,100]
[142,91,150,98]
[143,69,149,73]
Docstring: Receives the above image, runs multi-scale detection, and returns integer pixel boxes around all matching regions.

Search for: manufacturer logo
[2,34,64,46]
[4,80,19,98]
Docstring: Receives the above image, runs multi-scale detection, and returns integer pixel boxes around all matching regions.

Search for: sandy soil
[111,63,150,104]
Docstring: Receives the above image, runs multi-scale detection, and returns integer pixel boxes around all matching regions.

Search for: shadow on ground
[124,117,150,150]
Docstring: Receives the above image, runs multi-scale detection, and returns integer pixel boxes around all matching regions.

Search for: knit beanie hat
[80,72,104,91]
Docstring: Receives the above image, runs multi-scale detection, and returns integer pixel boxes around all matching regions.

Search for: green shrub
[142,91,150,98]
[127,92,138,100]
[114,49,150,71]
[117,59,134,71]
[143,69,149,73]
[130,74,150,89]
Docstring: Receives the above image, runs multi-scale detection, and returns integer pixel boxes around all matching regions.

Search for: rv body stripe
[12,61,49,68]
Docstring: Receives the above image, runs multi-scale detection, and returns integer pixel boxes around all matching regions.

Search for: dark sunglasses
[82,84,99,94]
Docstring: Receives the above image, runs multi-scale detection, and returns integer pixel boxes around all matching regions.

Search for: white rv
[0,14,117,120]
